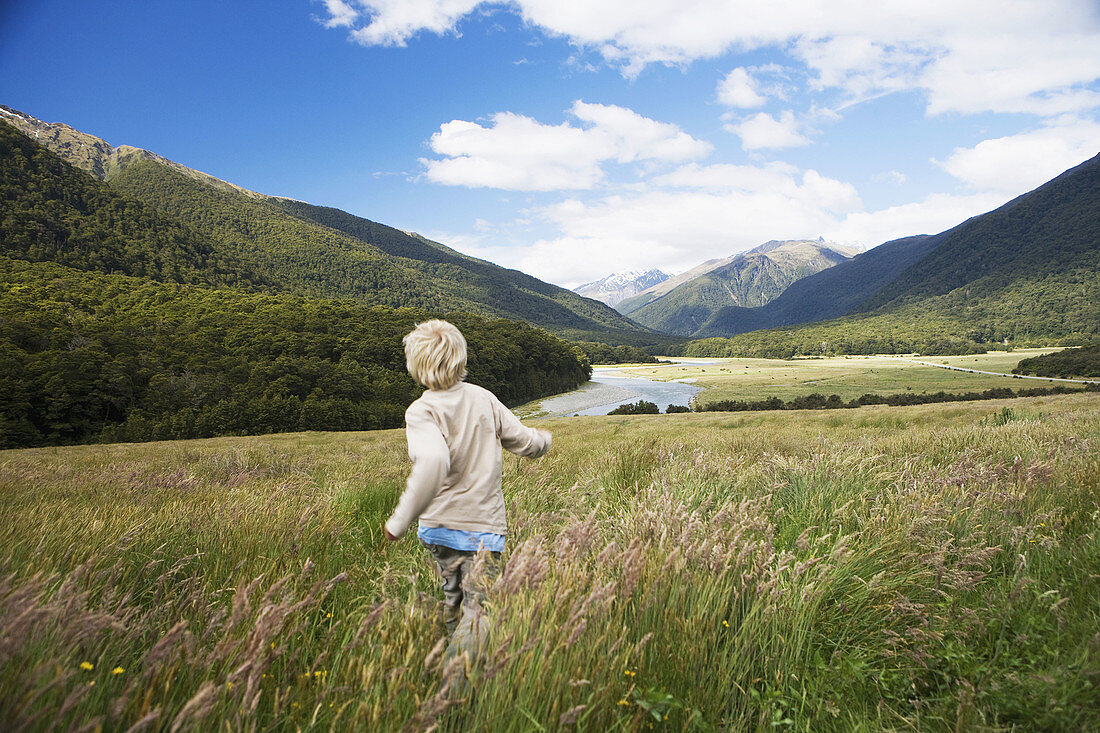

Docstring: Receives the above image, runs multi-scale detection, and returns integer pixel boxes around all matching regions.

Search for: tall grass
[1,394,1098,731]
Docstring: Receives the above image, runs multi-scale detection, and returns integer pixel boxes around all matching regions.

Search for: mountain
[618,240,858,337]
[0,114,595,447]
[573,269,669,307]
[0,105,657,346]
[695,234,940,337]
[682,152,1100,356]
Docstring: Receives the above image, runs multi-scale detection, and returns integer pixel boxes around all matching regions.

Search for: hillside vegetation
[0,257,589,448]
[1015,345,1100,378]
[1,395,1097,730]
[0,123,264,289]
[0,113,654,345]
[683,154,1099,349]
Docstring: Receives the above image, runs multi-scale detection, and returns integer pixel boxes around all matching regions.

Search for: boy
[383,320,552,672]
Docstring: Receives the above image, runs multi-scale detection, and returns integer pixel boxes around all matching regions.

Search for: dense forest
[571,341,660,365]
[1014,345,1100,378]
[0,118,609,448]
[0,257,589,448]
[0,124,265,289]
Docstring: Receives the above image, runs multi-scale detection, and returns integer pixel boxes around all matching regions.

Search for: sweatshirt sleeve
[385,403,450,538]
[494,396,552,459]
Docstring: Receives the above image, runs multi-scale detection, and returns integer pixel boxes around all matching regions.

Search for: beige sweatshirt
[384,381,551,538]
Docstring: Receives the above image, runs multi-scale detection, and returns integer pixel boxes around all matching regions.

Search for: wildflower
[112,667,125,675]
[326,612,332,618]
[722,620,729,628]
[617,699,629,706]
[80,662,94,671]
[624,669,636,677]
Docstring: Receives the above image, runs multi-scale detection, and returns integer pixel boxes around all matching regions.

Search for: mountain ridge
[619,240,857,336]
[0,106,659,345]
[573,269,670,307]
[681,152,1100,354]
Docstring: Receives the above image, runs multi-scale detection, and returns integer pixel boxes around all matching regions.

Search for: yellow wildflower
[112,667,124,675]
[80,662,94,671]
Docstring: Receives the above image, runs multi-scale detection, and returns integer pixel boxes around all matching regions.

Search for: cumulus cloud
[716,68,766,108]
[318,0,359,28]
[511,163,867,285]
[725,111,810,150]
[823,192,1010,250]
[347,0,481,46]
[420,101,711,190]
[320,1,1100,117]
[936,118,1100,195]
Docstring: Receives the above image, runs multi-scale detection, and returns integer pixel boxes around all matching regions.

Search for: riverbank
[520,360,706,418]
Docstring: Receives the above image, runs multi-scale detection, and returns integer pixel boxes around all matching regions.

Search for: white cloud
[725,111,810,150]
[322,1,1100,117]
[824,192,1009,249]
[716,68,766,108]
[936,118,1100,195]
[513,163,865,285]
[420,101,711,190]
[347,0,482,46]
[425,153,1042,288]
[872,170,907,186]
[318,0,359,28]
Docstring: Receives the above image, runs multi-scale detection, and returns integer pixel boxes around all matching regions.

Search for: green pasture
[614,349,1065,405]
[1,391,1098,731]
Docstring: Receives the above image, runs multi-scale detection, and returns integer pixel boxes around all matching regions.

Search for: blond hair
[403,320,467,390]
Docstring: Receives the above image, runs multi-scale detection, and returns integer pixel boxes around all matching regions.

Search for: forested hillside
[858,153,1100,311]
[0,117,600,448]
[681,153,1100,356]
[0,123,264,289]
[1014,345,1100,378]
[0,257,589,448]
[271,198,646,339]
[0,110,653,345]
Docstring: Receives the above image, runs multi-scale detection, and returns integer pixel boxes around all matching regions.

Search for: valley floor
[1,392,1098,730]
[614,348,1068,406]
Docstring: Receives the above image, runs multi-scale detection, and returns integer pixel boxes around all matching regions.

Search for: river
[536,359,708,417]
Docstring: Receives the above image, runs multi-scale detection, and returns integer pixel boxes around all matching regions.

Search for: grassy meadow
[614,349,1065,406]
[1,392,1099,731]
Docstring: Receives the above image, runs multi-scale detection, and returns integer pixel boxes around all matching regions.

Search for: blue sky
[2,1,1098,287]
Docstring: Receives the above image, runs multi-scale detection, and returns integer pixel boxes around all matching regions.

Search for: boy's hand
[382,525,398,542]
